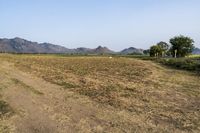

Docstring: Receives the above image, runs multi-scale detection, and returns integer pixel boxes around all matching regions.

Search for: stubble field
[0,54,199,133]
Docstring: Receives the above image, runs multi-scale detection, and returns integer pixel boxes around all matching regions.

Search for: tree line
[147,35,194,58]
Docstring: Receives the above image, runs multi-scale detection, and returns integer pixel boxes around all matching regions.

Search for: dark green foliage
[158,58,200,72]
[123,54,200,73]
[150,42,169,57]
[128,52,143,55]
[157,41,169,52]
[170,35,195,57]
[150,45,162,57]
[149,35,195,58]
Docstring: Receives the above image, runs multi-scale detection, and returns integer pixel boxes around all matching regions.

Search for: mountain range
[0,37,70,53]
[120,47,144,55]
[0,37,142,54]
[192,48,200,54]
[0,37,199,54]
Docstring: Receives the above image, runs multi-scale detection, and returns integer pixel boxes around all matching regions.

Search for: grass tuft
[0,100,14,118]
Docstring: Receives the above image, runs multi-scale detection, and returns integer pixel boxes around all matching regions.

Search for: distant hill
[73,47,92,54]
[120,47,144,55]
[0,37,71,53]
[0,37,115,54]
[38,43,72,53]
[192,48,200,54]
[92,46,114,54]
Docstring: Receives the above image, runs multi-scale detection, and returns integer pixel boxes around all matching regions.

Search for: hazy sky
[0,0,200,51]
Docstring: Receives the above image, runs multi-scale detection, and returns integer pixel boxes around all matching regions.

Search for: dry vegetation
[0,83,14,132]
[0,54,200,132]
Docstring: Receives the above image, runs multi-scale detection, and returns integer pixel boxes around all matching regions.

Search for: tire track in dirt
[0,61,112,133]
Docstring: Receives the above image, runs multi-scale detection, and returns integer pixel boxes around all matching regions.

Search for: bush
[157,58,200,72]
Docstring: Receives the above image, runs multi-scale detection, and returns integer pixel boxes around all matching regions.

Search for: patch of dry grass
[0,54,200,132]
[11,78,43,95]
[0,81,14,133]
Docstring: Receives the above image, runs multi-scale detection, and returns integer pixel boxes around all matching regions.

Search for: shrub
[158,58,200,72]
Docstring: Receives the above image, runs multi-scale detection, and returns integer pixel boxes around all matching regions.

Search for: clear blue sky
[0,0,200,51]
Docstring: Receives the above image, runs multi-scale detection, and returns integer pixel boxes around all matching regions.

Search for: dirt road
[0,61,124,133]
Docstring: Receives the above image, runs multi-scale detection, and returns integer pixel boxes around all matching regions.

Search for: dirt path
[0,61,118,133]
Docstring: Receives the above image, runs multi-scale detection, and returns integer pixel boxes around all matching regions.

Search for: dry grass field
[0,54,199,133]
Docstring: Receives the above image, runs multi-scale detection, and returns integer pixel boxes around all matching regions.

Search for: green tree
[157,41,169,57]
[170,35,194,57]
[150,45,162,57]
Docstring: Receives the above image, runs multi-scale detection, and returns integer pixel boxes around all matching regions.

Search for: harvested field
[0,54,199,133]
